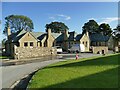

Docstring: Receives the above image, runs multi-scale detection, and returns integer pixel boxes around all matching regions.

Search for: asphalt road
[1,52,108,89]
[2,59,64,89]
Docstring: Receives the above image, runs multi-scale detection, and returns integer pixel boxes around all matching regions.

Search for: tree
[99,23,112,36]
[3,15,34,34]
[82,20,99,34]
[45,22,69,33]
[113,25,120,39]
[2,38,6,47]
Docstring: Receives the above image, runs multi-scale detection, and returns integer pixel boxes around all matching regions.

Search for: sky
[1,2,119,42]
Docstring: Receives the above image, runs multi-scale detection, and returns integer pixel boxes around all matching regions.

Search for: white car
[54,46,63,54]
[68,44,85,53]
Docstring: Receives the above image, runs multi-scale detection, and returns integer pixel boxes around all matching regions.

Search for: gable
[19,32,38,42]
[80,33,90,42]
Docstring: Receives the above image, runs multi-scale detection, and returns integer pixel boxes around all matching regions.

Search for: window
[83,41,84,44]
[99,42,101,46]
[85,41,87,47]
[30,42,33,46]
[44,42,47,47]
[40,42,42,47]
[24,42,28,47]
[118,42,120,45]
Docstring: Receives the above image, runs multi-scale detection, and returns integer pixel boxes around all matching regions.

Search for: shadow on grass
[46,54,119,68]
[44,67,118,89]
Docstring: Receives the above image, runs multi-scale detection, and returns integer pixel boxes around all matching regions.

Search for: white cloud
[57,14,71,20]
[99,17,120,24]
[49,17,55,19]
[87,18,97,21]
[49,14,71,21]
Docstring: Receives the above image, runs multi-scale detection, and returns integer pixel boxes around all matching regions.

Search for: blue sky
[1,2,119,39]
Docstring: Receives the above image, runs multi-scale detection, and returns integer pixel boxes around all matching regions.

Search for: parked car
[54,46,63,54]
[68,44,85,53]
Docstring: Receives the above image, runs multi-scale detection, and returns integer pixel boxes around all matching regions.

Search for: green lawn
[0,56,9,59]
[28,54,119,88]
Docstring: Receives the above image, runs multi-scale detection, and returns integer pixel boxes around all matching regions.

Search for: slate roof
[68,31,82,41]
[55,34,64,42]
[12,30,27,42]
[9,29,108,43]
[30,32,45,41]
[10,30,64,42]
[75,34,83,41]
[89,33,109,42]
[37,33,47,41]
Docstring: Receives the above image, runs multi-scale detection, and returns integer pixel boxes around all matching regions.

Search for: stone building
[108,36,120,52]
[5,26,110,59]
[67,30,109,54]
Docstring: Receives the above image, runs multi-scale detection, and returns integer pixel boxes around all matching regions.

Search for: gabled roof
[89,33,109,42]
[75,34,83,41]
[11,30,46,42]
[30,32,45,41]
[55,34,64,42]
[9,29,110,44]
[51,33,64,42]
[12,30,27,42]
[37,33,47,41]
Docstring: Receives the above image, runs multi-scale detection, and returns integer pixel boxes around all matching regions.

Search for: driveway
[1,59,63,89]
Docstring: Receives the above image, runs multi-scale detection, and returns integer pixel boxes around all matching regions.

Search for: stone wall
[14,47,57,59]
[92,46,108,54]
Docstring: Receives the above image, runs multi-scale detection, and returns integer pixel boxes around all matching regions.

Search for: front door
[102,50,104,54]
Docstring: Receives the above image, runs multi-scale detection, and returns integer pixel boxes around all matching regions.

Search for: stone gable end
[19,32,38,47]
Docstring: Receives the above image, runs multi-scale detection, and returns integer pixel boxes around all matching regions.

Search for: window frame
[24,42,28,47]
[30,42,34,47]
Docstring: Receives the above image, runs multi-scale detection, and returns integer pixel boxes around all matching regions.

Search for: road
[1,53,106,89]
[2,59,64,89]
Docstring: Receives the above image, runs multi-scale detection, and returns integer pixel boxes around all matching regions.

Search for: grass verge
[28,54,119,88]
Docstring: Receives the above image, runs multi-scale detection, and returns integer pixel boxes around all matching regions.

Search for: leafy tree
[113,25,120,39]
[82,20,99,34]
[45,22,69,33]
[99,23,112,36]
[2,38,6,47]
[3,15,34,34]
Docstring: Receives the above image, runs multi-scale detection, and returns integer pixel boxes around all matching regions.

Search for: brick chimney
[63,29,68,51]
[86,30,89,36]
[7,25,11,40]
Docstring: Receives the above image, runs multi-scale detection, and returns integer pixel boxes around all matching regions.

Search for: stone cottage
[66,30,109,54]
[108,36,120,52]
[5,27,60,59]
[5,26,110,59]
